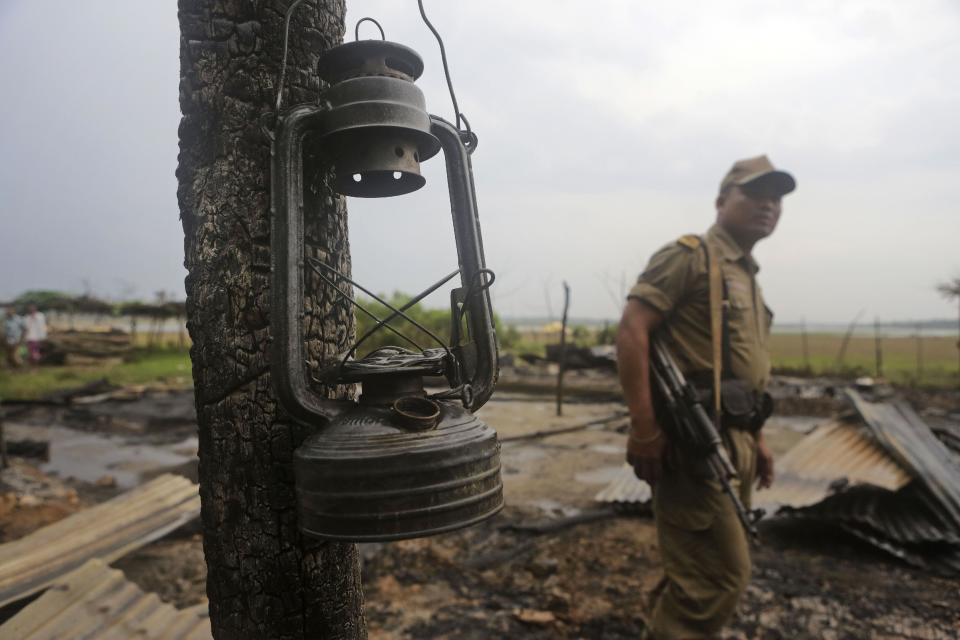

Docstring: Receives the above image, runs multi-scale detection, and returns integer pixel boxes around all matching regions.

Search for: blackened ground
[360,508,960,639]
[1,384,958,638]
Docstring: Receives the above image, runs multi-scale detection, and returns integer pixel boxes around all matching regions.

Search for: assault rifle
[649,335,758,540]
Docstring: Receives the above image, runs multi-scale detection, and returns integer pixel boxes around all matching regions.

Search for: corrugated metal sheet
[0,474,201,608]
[774,390,960,575]
[847,390,960,530]
[593,389,960,574]
[756,417,911,512]
[781,483,960,575]
[0,559,211,639]
[593,463,651,508]
[595,417,912,513]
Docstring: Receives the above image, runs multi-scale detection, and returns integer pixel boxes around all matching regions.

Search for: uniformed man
[617,155,796,639]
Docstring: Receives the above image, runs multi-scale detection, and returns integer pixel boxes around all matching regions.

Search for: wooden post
[835,309,864,373]
[801,317,810,373]
[874,317,883,379]
[915,322,923,385]
[556,281,571,417]
[178,1,365,636]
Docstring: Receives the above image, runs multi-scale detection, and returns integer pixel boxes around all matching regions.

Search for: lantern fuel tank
[294,373,502,541]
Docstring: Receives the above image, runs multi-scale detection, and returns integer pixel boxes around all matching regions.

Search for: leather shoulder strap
[676,234,702,251]
[703,239,723,421]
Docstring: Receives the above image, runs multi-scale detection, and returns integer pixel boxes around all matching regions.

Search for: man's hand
[755,435,774,490]
[617,299,667,485]
[627,421,667,485]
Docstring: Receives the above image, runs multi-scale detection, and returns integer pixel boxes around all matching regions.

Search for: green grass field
[769,333,958,387]
[0,331,956,401]
[0,349,192,400]
[505,326,959,388]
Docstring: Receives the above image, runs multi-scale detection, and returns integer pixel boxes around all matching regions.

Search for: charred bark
[177,1,364,637]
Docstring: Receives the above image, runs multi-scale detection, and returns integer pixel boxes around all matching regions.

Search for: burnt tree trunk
[177,1,365,637]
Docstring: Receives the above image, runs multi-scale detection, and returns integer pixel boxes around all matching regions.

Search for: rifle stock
[649,335,758,540]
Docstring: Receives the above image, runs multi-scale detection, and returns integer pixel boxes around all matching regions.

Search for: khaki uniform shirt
[628,224,773,391]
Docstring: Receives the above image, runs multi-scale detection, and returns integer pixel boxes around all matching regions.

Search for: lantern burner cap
[318,40,425,84]
[392,396,441,431]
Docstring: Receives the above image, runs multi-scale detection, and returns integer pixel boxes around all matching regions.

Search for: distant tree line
[2,290,188,348]
[3,290,186,318]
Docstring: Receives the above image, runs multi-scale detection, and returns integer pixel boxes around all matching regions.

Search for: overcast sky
[1,0,958,323]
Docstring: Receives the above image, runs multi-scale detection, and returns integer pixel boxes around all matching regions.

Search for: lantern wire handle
[453,268,496,335]
[417,0,472,138]
[276,0,307,117]
[354,17,386,41]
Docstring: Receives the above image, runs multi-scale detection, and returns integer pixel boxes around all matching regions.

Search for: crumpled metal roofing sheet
[594,463,651,508]
[0,474,201,608]
[780,483,960,575]
[847,389,960,530]
[0,559,211,639]
[755,417,911,512]
[773,390,960,575]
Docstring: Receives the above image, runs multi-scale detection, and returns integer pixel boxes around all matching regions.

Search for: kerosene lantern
[270,19,503,541]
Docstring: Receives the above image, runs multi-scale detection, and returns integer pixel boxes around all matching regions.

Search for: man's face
[716,181,783,243]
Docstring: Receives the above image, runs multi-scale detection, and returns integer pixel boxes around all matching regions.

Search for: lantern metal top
[317,40,425,84]
[307,39,441,198]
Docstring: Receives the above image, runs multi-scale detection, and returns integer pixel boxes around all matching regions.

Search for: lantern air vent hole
[352,174,362,183]
[392,172,402,180]
[394,147,404,158]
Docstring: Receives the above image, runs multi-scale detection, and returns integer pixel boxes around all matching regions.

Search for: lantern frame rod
[430,115,499,408]
[270,108,498,424]
[275,0,307,117]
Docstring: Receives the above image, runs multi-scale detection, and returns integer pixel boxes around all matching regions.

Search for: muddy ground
[1,379,959,638]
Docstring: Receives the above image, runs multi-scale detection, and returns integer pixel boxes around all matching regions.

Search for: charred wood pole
[556,281,570,417]
[177,1,365,638]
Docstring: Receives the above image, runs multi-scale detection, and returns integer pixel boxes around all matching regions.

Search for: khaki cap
[719,155,796,196]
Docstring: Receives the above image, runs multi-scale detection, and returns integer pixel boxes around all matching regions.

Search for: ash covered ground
[1,383,958,638]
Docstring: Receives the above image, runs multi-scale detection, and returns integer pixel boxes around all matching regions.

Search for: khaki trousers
[650,429,757,640]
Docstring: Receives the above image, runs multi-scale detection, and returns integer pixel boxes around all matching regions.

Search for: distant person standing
[3,307,25,368]
[618,156,795,639]
[23,305,48,365]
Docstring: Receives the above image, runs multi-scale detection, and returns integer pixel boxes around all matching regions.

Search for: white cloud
[1,0,957,323]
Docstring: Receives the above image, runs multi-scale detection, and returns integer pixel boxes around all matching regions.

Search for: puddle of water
[500,446,546,464]
[527,499,581,518]
[18,425,197,490]
[767,415,823,434]
[574,466,623,485]
[589,444,623,455]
